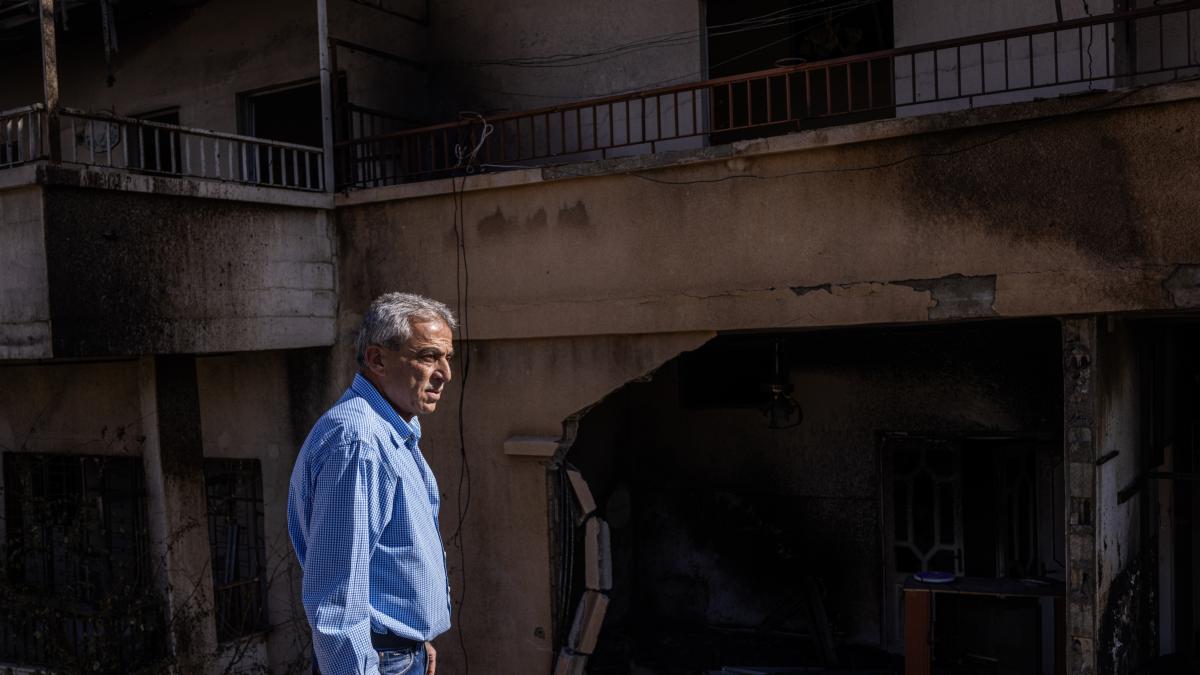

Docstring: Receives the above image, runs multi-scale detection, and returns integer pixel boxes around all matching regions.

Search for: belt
[371,631,423,651]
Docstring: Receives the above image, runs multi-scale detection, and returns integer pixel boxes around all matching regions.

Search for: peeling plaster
[790,274,996,320]
[1163,265,1200,307]
[790,283,832,296]
[893,274,997,320]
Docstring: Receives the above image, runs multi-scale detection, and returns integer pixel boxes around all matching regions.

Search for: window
[879,434,1062,650]
[1,453,165,672]
[205,458,268,642]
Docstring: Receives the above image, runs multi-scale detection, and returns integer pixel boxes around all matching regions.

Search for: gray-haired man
[288,292,455,674]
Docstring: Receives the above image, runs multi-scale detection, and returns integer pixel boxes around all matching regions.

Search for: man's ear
[364,344,388,375]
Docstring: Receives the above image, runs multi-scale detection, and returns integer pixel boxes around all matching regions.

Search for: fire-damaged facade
[2,1,1200,674]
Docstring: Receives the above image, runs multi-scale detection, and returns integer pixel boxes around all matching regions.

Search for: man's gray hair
[355,292,457,368]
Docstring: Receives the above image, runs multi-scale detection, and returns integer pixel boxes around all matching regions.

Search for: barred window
[1,453,166,672]
[205,458,269,642]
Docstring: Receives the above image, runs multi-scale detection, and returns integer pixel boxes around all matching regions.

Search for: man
[288,293,456,674]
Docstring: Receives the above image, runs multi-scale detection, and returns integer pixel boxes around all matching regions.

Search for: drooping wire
[447,2,877,103]
[446,0,881,70]
[448,116,485,675]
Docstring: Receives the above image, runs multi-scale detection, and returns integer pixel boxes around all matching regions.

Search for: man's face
[364,319,454,419]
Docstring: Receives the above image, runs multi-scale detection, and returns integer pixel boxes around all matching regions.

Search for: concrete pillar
[1063,318,1098,675]
[38,0,60,161]
[316,0,336,191]
[139,355,218,670]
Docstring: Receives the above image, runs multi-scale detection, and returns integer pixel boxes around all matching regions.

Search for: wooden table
[902,575,1065,675]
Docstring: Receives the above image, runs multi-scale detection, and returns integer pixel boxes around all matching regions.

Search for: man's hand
[425,642,437,675]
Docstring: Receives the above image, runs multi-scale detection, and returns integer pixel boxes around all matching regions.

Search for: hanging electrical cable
[445,0,882,70]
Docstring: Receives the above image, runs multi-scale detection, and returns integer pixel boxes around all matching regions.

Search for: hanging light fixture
[762,340,802,429]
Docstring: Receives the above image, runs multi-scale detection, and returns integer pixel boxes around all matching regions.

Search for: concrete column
[38,0,60,161]
[1063,318,1098,675]
[139,355,218,670]
[316,0,336,192]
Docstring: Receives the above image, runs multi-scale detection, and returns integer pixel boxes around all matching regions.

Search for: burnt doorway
[554,319,1063,675]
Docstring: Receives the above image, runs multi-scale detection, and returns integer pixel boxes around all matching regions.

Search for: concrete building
[1,1,1199,673]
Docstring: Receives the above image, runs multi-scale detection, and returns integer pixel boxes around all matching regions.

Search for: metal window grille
[0,453,166,672]
[204,458,268,642]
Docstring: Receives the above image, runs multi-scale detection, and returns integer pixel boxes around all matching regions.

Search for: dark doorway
[129,107,181,174]
[558,319,1064,674]
[238,81,324,187]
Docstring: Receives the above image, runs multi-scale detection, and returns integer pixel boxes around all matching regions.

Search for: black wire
[450,167,472,675]
[453,3,873,103]
[446,0,880,69]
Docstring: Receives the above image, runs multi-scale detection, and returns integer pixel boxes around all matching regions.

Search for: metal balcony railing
[336,0,1200,190]
[57,108,326,191]
[2,105,326,191]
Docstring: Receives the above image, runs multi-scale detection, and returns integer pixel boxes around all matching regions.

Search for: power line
[444,0,881,70]
[454,3,875,102]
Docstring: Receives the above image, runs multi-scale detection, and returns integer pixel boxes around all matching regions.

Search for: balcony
[0,111,335,361]
[2,105,326,192]
[334,0,1200,190]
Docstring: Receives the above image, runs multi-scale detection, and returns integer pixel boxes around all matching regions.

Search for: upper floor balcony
[1,103,326,192]
[3,1,1198,195]
[335,0,1200,190]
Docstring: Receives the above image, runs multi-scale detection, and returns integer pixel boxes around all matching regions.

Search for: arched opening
[552,318,1065,675]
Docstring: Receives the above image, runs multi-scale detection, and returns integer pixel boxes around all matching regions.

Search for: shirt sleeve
[301,441,396,674]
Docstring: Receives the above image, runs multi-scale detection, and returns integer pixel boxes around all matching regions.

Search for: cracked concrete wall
[0,185,50,359]
[338,91,1200,341]
[41,186,336,357]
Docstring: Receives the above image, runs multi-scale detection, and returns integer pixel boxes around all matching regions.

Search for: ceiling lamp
[763,340,802,429]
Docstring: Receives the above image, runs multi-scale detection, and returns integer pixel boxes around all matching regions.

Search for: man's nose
[436,357,453,383]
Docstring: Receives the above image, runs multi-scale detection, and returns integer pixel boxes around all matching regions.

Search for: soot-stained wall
[42,185,335,357]
[567,320,1062,658]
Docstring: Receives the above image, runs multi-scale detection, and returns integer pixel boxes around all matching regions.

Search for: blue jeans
[379,644,426,675]
[311,645,426,675]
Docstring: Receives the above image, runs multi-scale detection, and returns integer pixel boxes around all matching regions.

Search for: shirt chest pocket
[376,474,435,549]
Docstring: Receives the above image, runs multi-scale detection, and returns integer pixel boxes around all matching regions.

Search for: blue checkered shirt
[287,373,451,674]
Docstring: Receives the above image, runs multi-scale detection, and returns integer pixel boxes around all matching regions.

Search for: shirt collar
[351,373,422,447]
